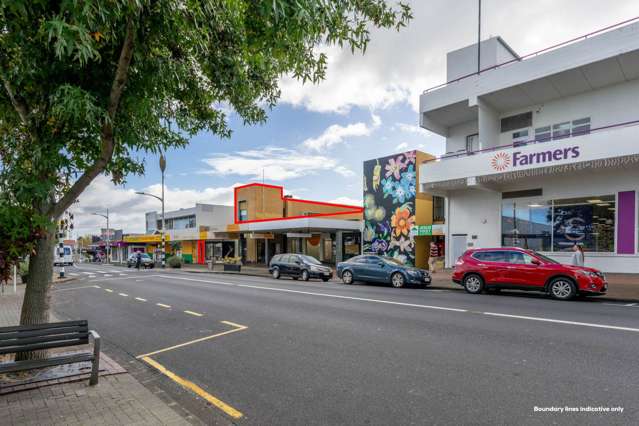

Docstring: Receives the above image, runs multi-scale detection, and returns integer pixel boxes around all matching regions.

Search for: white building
[419,22,639,273]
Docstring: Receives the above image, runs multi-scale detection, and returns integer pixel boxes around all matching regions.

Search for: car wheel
[463,274,484,294]
[549,277,576,300]
[127,264,131,268]
[391,272,405,288]
[342,270,353,285]
[272,268,280,279]
[322,277,330,282]
[292,276,299,281]
[301,270,310,281]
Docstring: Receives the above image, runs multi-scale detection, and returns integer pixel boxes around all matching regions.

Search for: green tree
[0,0,411,333]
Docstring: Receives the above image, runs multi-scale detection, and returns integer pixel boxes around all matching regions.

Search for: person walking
[135,252,142,270]
[570,244,585,266]
[428,241,439,273]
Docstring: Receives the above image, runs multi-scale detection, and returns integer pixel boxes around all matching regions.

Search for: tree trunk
[16,228,55,361]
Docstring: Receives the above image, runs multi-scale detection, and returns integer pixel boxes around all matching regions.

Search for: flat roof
[239,217,362,233]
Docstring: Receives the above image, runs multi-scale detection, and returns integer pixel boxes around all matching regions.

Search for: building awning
[238,217,362,233]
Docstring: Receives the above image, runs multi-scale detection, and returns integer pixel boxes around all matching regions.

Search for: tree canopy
[0,0,411,283]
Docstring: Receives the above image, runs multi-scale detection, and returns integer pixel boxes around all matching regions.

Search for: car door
[288,255,302,277]
[473,251,509,285]
[366,257,388,283]
[347,256,370,280]
[503,251,546,288]
[277,255,290,276]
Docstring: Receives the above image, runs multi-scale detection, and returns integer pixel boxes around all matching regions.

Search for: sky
[73,0,639,237]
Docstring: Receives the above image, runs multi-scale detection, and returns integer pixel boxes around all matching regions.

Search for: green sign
[412,225,432,236]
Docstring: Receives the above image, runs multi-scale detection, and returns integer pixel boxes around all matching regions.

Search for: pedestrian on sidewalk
[571,244,585,266]
[135,252,142,270]
[429,241,439,273]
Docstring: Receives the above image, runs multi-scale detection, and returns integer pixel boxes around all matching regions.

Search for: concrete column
[264,238,269,265]
[319,235,325,262]
[336,231,344,263]
[301,238,307,255]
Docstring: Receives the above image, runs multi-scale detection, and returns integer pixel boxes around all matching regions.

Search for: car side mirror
[378,262,385,267]
[295,261,301,265]
[531,259,541,266]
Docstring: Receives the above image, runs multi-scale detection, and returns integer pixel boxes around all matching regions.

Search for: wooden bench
[0,320,100,386]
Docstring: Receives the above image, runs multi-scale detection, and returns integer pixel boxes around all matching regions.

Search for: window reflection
[502,201,552,251]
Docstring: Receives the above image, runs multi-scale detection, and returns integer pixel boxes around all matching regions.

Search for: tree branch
[49,17,137,220]
[0,73,30,126]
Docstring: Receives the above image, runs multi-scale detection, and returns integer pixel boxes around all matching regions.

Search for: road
[53,263,639,425]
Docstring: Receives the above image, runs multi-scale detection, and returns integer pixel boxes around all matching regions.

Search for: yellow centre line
[184,310,203,317]
[140,356,243,419]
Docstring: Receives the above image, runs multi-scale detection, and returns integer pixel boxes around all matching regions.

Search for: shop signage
[421,125,639,185]
[248,232,274,239]
[411,224,446,236]
[286,232,312,238]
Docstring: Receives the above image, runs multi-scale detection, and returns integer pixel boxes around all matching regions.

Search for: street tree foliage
[0,0,412,326]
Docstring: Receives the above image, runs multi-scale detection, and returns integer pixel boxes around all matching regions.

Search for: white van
[53,245,74,266]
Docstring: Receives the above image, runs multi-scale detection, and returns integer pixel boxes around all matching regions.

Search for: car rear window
[473,251,507,262]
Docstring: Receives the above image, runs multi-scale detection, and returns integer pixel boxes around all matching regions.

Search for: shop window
[501,200,552,251]
[552,122,571,140]
[512,129,529,146]
[466,133,479,153]
[553,195,615,252]
[534,126,551,142]
[238,201,248,221]
[500,112,532,133]
[571,117,591,136]
[433,196,445,222]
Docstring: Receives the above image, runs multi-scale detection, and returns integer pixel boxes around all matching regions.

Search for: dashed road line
[184,310,203,317]
[105,289,113,293]
[135,297,147,302]
[119,293,128,297]
[156,303,171,309]
[482,312,639,333]
[104,274,112,277]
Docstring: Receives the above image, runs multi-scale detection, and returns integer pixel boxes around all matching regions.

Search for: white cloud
[302,114,381,152]
[396,122,429,135]
[278,0,639,113]
[329,196,362,206]
[395,142,409,151]
[72,175,239,235]
[201,147,354,181]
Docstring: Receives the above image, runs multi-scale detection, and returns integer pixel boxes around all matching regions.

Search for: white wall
[447,188,501,266]
[446,37,518,82]
[196,204,233,230]
[446,120,478,153]
[496,79,639,147]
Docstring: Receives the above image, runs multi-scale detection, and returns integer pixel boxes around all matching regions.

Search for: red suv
[452,247,608,300]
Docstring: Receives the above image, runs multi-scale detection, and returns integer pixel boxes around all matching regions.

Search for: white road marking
[184,310,203,317]
[89,275,96,278]
[95,270,106,274]
[237,284,468,313]
[625,303,638,307]
[53,285,101,292]
[104,274,113,277]
[119,293,128,297]
[482,312,639,333]
[105,289,113,293]
[69,273,79,276]
[119,273,127,276]
[82,272,93,275]
[157,303,171,309]
[135,297,147,302]
[155,275,235,286]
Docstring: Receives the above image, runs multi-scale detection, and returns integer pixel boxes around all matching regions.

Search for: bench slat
[0,338,89,355]
[0,353,94,374]
[0,327,89,342]
[0,320,87,334]
[0,332,90,349]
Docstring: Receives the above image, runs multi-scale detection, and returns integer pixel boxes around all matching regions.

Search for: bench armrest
[88,330,101,386]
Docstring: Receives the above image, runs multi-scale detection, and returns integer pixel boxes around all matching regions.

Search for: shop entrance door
[451,234,467,265]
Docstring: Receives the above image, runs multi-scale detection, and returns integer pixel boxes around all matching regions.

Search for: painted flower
[385,156,405,179]
[377,220,391,237]
[364,193,376,209]
[391,207,415,237]
[400,164,415,186]
[403,151,416,164]
[393,253,408,265]
[389,236,413,253]
[364,224,375,242]
[392,180,412,204]
[371,238,389,254]
[381,177,395,198]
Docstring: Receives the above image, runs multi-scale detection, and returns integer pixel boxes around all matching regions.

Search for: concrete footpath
[0,285,191,426]
[170,263,639,303]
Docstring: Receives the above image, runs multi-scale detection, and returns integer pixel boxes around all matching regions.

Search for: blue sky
[74,0,639,236]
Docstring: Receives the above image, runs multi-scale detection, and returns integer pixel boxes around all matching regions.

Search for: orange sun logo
[491,152,511,171]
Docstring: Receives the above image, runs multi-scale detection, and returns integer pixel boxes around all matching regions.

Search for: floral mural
[363,151,417,265]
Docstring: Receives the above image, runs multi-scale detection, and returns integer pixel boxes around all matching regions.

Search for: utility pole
[92,210,110,264]
[477,0,482,73]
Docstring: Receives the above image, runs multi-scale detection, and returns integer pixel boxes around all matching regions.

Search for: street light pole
[92,210,110,264]
[136,153,167,268]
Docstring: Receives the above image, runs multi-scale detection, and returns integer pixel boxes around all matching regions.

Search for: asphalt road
[53,263,639,425]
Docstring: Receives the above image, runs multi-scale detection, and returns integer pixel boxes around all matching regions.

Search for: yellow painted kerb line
[136,320,248,419]
[141,356,243,419]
